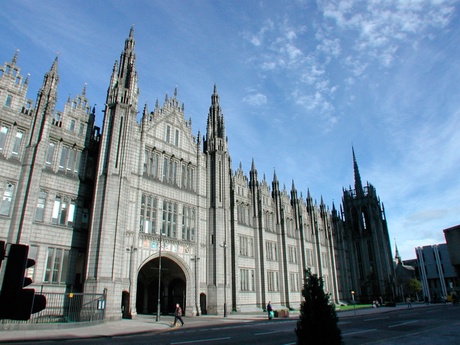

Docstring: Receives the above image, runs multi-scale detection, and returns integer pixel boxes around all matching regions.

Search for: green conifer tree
[295,269,343,345]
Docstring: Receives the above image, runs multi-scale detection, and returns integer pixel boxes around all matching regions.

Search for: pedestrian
[424,295,429,305]
[173,303,184,327]
[267,301,273,320]
[406,297,412,308]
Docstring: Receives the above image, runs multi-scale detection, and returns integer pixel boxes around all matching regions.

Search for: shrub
[295,269,343,345]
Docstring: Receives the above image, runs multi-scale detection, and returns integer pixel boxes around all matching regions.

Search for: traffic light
[0,241,5,268]
[0,244,46,320]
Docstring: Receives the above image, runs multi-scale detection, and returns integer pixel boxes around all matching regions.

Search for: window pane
[46,143,55,165]
[52,249,62,283]
[44,248,54,283]
[12,131,23,155]
[0,126,8,151]
[51,197,60,224]
[35,190,47,221]
[0,183,15,216]
[59,146,69,170]
[60,250,70,283]
[67,200,75,225]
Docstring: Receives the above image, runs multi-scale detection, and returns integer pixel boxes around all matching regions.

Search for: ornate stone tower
[341,148,395,302]
[7,56,58,245]
[204,85,232,315]
[84,27,139,319]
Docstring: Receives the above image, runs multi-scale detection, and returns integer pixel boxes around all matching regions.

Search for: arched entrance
[136,257,186,316]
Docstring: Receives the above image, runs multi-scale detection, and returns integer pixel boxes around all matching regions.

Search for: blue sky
[1,0,459,260]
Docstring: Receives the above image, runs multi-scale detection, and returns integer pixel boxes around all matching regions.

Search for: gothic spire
[205,84,226,149]
[29,56,59,146]
[38,56,59,102]
[12,49,19,65]
[107,27,138,108]
[272,169,280,195]
[394,239,401,261]
[352,146,364,196]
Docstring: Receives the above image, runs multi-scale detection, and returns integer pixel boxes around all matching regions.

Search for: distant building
[443,224,460,291]
[334,149,396,303]
[415,244,457,302]
[394,243,416,300]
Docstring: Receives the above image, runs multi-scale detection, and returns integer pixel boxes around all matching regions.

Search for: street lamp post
[351,290,356,315]
[156,230,163,322]
[126,245,137,318]
[191,255,200,316]
[220,241,227,317]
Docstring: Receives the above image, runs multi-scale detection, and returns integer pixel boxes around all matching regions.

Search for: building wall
[416,244,457,302]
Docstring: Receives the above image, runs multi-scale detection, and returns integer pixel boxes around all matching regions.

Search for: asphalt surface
[0,303,454,343]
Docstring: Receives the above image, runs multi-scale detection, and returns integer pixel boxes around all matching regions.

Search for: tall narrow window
[0,183,15,216]
[67,200,76,226]
[163,157,169,182]
[46,142,55,166]
[69,120,75,132]
[35,190,47,221]
[11,131,23,156]
[73,150,81,174]
[182,206,195,241]
[188,167,194,191]
[165,125,171,143]
[152,153,159,178]
[59,146,69,170]
[5,95,12,108]
[162,201,177,238]
[0,126,8,151]
[181,164,187,188]
[174,129,179,146]
[67,149,76,172]
[26,246,38,279]
[59,199,68,225]
[140,194,157,233]
[143,150,148,174]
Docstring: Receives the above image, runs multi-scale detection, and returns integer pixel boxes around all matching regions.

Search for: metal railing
[1,292,105,325]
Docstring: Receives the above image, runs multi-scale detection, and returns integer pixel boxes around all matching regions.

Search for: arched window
[5,95,12,108]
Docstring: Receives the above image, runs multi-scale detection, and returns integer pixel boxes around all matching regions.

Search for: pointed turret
[290,180,298,203]
[272,169,280,195]
[205,84,227,153]
[30,56,59,145]
[352,147,364,196]
[394,239,401,262]
[12,49,19,64]
[249,158,258,189]
[306,188,313,213]
[320,195,326,218]
[107,26,138,108]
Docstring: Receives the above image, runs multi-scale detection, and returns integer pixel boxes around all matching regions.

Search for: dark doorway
[136,256,186,316]
[200,293,207,315]
[122,291,131,319]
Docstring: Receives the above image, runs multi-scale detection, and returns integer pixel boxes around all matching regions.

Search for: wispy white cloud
[243,93,268,106]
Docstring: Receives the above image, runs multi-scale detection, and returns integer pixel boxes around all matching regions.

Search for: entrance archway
[136,257,186,316]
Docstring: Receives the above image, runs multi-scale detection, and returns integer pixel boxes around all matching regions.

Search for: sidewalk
[0,303,433,343]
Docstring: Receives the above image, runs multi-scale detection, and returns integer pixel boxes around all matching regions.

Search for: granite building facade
[0,28,395,320]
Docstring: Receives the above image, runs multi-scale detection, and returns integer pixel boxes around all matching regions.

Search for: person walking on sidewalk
[174,303,184,327]
[267,301,273,320]
[406,297,412,308]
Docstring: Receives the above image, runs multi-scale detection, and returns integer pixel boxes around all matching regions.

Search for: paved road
[6,304,460,344]
[339,303,460,344]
